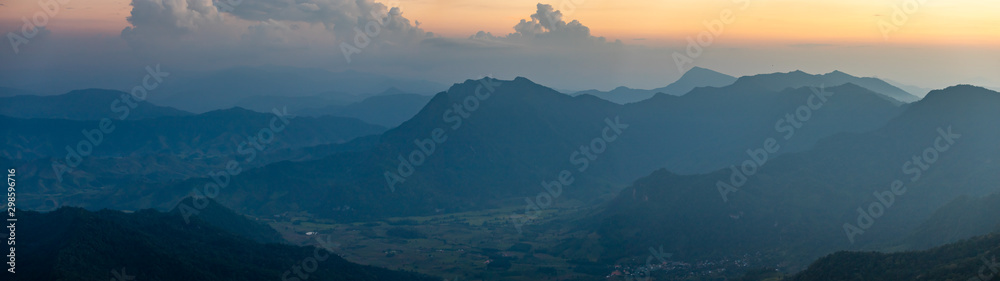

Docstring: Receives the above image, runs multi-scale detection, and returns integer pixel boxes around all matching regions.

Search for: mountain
[558,85,1000,272]
[650,66,740,97]
[7,133,385,212]
[3,108,385,211]
[231,94,359,114]
[574,67,737,104]
[0,89,191,120]
[882,78,933,98]
[574,86,664,104]
[900,193,1000,250]
[16,207,438,281]
[63,76,907,225]
[170,196,285,244]
[151,66,446,113]
[2,107,384,161]
[735,70,920,103]
[0,86,41,97]
[614,81,903,176]
[788,232,1000,281]
[296,93,435,127]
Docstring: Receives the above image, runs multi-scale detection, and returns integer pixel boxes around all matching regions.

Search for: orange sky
[2,0,998,46]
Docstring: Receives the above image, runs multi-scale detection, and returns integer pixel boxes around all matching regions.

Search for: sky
[0,0,998,92]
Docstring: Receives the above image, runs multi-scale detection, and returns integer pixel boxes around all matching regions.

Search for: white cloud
[0,1,679,92]
[472,3,618,46]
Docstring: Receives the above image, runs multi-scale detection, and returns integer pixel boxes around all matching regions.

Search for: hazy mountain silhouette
[574,67,737,103]
[151,66,445,113]
[900,193,1000,250]
[75,76,907,223]
[231,95,357,114]
[3,107,384,161]
[0,89,191,120]
[883,78,933,98]
[296,93,434,127]
[734,70,920,103]
[0,86,41,97]
[560,85,999,270]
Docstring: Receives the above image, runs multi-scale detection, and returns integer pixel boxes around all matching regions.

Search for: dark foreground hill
[788,232,1000,281]
[16,207,438,281]
[169,196,286,244]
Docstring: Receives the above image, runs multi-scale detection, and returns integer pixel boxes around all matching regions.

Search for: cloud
[122,0,225,36]
[220,0,430,43]
[241,19,305,49]
[1,1,674,93]
[471,3,616,46]
[119,0,238,52]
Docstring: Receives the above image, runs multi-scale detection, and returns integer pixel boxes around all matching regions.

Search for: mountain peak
[729,70,919,103]
[823,70,854,79]
[200,107,262,118]
[379,87,406,95]
[680,66,729,78]
[921,84,999,104]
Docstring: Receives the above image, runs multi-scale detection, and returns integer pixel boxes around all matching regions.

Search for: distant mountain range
[63,72,911,224]
[3,107,384,161]
[901,192,1000,250]
[883,78,934,98]
[150,66,446,113]
[3,105,385,211]
[733,70,920,103]
[295,92,434,128]
[0,86,41,97]
[0,89,191,120]
[556,85,1000,271]
[573,67,922,105]
[574,67,738,104]
[9,70,1000,280]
